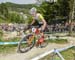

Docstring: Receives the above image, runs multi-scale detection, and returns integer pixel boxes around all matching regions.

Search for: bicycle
[17,25,48,53]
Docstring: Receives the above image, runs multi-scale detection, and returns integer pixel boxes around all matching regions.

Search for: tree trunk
[68,0,75,36]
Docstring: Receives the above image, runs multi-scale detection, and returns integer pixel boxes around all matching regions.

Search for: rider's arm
[39,14,47,30]
[31,19,35,25]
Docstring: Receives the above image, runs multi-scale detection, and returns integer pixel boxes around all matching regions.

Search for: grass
[61,47,75,60]
[39,53,61,60]
[0,45,17,54]
[0,18,10,23]
[47,39,68,44]
[40,46,75,60]
[0,37,20,42]
[0,37,21,54]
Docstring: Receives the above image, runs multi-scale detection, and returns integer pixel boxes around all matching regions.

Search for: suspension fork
[27,35,34,45]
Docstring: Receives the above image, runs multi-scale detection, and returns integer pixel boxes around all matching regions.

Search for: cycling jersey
[32,13,44,24]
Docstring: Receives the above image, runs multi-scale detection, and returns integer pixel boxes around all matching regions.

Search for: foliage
[5,2,35,14]
[0,3,9,19]
[8,12,25,23]
[0,2,35,23]
[37,0,71,24]
[0,30,3,37]
[27,15,33,24]
[0,1,73,24]
[57,0,70,16]
[0,37,20,42]
[0,45,17,54]
[48,39,68,44]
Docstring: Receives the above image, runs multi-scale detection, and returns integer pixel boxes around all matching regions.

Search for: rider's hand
[39,28,42,31]
[39,28,43,32]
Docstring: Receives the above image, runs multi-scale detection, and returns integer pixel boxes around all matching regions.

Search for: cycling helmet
[29,7,37,14]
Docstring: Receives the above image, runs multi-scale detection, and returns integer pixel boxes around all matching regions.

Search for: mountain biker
[29,7,47,32]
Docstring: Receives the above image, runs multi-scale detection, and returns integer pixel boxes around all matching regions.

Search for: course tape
[0,42,26,45]
[0,36,72,45]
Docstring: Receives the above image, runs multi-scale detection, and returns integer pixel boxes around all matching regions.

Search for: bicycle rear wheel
[17,34,35,53]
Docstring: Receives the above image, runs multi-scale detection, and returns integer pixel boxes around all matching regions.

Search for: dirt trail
[0,36,75,60]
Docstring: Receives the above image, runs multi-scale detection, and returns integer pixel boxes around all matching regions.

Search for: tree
[37,0,70,24]
[8,12,22,23]
[68,0,74,35]
[57,0,70,17]
[0,3,9,19]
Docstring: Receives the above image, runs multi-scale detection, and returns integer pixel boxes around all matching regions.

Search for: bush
[0,30,3,37]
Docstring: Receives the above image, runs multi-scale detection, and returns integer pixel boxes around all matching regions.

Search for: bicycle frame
[26,27,43,46]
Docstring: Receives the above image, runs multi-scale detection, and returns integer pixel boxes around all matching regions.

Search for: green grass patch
[0,37,21,42]
[40,46,75,60]
[61,47,75,60]
[39,53,61,60]
[47,39,68,44]
[0,44,17,54]
[0,37,21,54]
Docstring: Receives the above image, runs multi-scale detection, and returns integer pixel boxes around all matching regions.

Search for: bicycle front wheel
[17,34,35,53]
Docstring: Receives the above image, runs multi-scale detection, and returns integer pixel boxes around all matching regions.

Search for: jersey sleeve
[39,14,44,20]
